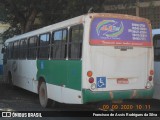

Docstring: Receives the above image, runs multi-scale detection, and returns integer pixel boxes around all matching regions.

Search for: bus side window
[3,46,7,65]
[69,24,83,59]
[19,39,28,59]
[39,33,50,59]
[51,29,67,59]
[13,41,19,59]
[8,42,14,59]
[28,36,38,59]
[154,35,160,61]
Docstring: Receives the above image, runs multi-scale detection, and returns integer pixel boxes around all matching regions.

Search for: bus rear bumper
[82,88,154,104]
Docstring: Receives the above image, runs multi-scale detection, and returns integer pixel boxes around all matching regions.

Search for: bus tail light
[89,77,94,83]
[87,71,93,77]
[150,70,154,75]
[148,76,153,81]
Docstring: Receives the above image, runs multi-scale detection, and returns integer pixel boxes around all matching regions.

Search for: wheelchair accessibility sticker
[96,77,106,88]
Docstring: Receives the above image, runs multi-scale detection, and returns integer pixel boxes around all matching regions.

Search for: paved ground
[0,82,96,111]
[0,79,160,119]
[1,83,160,111]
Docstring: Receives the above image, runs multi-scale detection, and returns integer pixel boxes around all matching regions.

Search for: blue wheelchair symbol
[40,61,44,70]
[96,77,106,88]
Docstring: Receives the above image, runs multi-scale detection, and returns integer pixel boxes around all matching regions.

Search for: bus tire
[39,82,52,108]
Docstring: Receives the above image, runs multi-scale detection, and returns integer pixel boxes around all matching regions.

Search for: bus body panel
[82,89,153,103]
[37,60,82,104]
[6,60,38,93]
[46,83,82,104]
[153,62,160,99]
[82,47,154,103]
[6,59,82,104]
[37,60,82,91]
[88,47,149,90]
[152,29,160,100]
[82,13,153,103]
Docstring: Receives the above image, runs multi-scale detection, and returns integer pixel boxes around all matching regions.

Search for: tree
[0,0,106,40]
[0,0,51,33]
[40,0,106,27]
[0,0,62,39]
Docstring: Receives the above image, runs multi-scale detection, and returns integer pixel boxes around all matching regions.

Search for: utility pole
[136,0,140,16]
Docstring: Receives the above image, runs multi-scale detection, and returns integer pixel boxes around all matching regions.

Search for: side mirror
[1,48,5,54]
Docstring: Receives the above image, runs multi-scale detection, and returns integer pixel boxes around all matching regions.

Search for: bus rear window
[90,17,152,47]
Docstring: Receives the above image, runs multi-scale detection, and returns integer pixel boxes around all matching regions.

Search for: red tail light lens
[148,76,152,81]
[89,77,94,83]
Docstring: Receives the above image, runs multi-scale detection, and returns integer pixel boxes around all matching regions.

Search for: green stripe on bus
[37,60,82,91]
[82,88,154,103]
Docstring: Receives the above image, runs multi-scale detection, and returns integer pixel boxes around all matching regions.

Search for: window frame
[38,32,51,59]
[68,24,84,60]
[8,42,14,59]
[19,38,28,59]
[13,40,20,59]
[51,29,68,60]
[28,36,38,60]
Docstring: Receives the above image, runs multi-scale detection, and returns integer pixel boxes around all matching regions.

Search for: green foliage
[0,0,106,41]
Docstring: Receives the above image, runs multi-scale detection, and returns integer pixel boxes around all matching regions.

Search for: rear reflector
[89,77,94,83]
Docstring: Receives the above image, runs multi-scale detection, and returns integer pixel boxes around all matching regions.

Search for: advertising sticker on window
[90,18,152,47]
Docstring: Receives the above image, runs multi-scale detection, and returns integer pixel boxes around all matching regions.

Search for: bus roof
[5,13,151,44]
[5,14,85,44]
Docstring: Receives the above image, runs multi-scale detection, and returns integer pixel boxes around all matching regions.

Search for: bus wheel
[39,82,52,108]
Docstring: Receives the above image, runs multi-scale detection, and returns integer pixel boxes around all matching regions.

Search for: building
[104,0,160,29]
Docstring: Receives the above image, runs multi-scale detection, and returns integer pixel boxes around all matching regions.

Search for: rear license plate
[117,78,129,84]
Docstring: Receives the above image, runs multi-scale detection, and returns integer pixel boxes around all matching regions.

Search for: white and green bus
[3,13,154,108]
[152,29,160,100]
